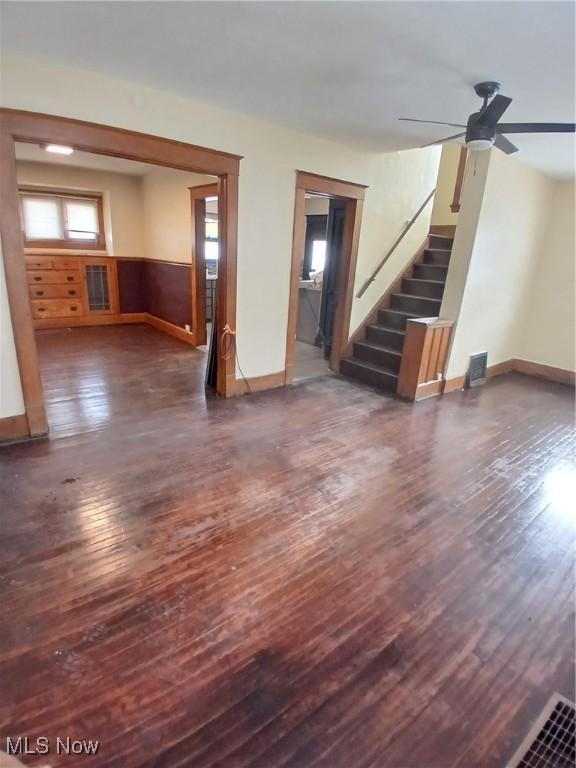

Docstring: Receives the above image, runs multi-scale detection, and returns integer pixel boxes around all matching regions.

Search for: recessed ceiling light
[45,144,74,155]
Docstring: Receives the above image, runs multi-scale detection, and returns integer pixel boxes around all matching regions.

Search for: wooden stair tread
[393,292,441,302]
[428,234,453,241]
[367,324,405,334]
[341,357,399,379]
[406,277,446,285]
[354,341,402,357]
[414,264,448,272]
[379,308,428,319]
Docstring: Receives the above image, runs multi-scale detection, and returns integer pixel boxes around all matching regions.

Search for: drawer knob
[68,290,76,295]
[66,276,74,282]
[36,291,44,296]
[70,306,78,311]
[38,307,46,312]
[34,276,41,281]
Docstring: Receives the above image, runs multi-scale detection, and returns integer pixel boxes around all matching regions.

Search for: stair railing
[356,188,436,299]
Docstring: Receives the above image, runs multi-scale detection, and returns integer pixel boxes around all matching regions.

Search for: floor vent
[466,351,488,387]
[507,693,575,768]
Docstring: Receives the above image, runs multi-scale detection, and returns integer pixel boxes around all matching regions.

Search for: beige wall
[443,150,557,378]
[0,54,440,414]
[514,179,575,371]
[430,144,461,227]
[16,160,145,258]
[0,242,25,417]
[141,170,214,264]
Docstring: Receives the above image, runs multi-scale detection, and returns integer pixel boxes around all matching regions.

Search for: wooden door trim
[190,182,218,347]
[0,109,241,439]
[285,171,367,384]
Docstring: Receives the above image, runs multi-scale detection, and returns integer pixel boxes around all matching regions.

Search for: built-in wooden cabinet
[26,254,118,329]
[83,257,117,316]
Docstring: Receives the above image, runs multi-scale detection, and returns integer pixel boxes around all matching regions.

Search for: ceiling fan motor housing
[466,112,495,148]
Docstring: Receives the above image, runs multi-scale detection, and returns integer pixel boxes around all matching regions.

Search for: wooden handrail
[356,188,436,299]
[450,147,468,213]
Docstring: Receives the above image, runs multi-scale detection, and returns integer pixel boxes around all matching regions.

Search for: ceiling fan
[400,82,576,154]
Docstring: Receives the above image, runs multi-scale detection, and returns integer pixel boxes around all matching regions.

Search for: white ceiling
[15,143,218,181]
[15,143,159,175]
[2,2,575,178]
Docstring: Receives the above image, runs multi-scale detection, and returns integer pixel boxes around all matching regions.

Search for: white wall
[443,150,557,378]
[430,144,461,227]
[0,55,440,397]
[16,160,146,257]
[514,179,575,371]
[141,170,214,264]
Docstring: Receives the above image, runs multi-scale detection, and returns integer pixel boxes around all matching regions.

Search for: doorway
[13,143,225,435]
[189,183,219,350]
[294,194,347,382]
[285,171,366,385]
[0,110,241,439]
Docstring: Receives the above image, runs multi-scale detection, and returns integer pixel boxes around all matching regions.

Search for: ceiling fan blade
[496,122,576,134]
[494,133,519,155]
[419,132,466,149]
[399,118,466,128]
[478,94,512,126]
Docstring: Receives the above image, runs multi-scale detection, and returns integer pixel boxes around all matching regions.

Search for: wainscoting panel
[117,259,146,314]
[117,259,193,329]
[145,260,192,328]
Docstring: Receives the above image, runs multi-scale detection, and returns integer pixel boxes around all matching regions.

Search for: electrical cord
[219,324,252,394]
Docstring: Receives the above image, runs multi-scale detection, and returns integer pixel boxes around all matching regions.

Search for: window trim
[19,186,106,250]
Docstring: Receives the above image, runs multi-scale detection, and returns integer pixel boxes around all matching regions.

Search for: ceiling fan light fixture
[465,138,494,151]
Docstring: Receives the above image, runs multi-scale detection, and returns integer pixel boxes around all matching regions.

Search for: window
[311,240,327,273]
[205,198,219,262]
[19,189,105,249]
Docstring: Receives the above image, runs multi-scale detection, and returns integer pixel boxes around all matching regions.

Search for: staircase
[340,232,453,392]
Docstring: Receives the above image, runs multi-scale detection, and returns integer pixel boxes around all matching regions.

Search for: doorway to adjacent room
[285,171,366,385]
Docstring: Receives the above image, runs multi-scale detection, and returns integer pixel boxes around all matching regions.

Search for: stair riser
[429,235,453,249]
[402,278,444,300]
[413,264,448,282]
[353,343,401,373]
[391,294,441,316]
[366,326,405,351]
[340,359,397,392]
[377,310,414,330]
[423,249,451,266]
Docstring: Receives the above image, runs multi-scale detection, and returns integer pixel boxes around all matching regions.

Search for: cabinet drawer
[52,258,80,270]
[31,299,84,319]
[25,256,54,270]
[29,284,82,300]
[27,271,80,285]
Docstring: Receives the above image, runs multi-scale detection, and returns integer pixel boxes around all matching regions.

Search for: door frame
[0,109,241,437]
[284,171,367,385]
[189,183,219,347]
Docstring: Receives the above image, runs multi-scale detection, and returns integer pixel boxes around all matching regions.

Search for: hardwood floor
[1,325,574,767]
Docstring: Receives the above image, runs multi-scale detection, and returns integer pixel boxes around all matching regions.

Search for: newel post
[397,318,454,401]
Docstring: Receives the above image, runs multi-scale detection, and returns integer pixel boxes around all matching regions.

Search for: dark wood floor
[1,325,574,767]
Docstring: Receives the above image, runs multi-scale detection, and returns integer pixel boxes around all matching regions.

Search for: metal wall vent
[507,693,575,768]
[466,351,488,388]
